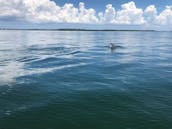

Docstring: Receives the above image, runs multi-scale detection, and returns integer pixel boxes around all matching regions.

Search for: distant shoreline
[0,28,156,31]
[1,28,171,32]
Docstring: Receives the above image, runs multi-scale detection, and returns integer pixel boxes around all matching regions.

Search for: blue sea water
[0,30,172,129]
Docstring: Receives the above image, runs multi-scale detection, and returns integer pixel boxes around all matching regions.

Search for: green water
[0,30,172,129]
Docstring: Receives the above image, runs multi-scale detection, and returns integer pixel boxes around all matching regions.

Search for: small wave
[28,56,58,64]
[17,56,40,63]
[66,50,81,55]
[26,46,80,59]
[27,45,78,52]
[28,46,65,51]
[25,62,88,76]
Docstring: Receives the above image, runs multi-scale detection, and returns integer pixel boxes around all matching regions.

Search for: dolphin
[108,43,122,49]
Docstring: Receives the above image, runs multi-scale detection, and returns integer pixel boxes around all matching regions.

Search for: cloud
[115,1,145,24]
[98,4,116,23]
[144,5,157,25]
[0,0,172,26]
[156,6,172,25]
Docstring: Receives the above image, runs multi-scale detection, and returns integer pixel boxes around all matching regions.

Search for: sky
[0,0,172,30]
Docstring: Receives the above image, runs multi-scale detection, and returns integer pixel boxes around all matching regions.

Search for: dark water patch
[0,89,172,129]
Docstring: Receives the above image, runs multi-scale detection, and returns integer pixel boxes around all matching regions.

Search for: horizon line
[0,28,158,31]
[1,28,172,32]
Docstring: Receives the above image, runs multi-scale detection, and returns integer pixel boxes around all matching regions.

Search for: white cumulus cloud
[156,6,172,25]
[116,1,145,24]
[0,0,172,26]
[144,5,157,24]
[98,4,116,23]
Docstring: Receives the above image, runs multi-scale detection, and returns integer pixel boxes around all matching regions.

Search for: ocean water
[0,30,172,129]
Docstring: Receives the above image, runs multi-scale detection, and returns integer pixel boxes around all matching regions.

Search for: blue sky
[55,0,171,12]
[0,0,172,30]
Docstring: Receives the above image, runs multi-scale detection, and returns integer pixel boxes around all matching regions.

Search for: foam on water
[0,61,25,84]
[0,60,88,85]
